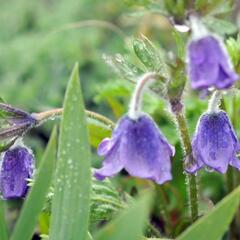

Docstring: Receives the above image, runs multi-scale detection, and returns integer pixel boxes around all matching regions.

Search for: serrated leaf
[95,191,153,240]
[178,186,240,240]
[91,177,124,223]
[0,199,8,240]
[11,126,57,240]
[49,63,91,240]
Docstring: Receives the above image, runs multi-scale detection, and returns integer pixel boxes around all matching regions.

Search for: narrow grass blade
[178,186,240,240]
[49,63,91,240]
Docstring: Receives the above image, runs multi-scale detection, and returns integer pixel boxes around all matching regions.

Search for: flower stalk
[32,108,115,130]
[207,90,222,113]
[128,72,159,119]
[174,108,198,222]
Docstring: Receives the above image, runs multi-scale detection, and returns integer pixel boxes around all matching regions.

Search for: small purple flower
[185,111,240,174]
[187,36,238,90]
[0,146,34,199]
[94,114,175,184]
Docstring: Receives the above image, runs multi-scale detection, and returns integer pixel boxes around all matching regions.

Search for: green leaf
[88,119,111,148]
[0,199,8,240]
[38,173,124,224]
[49,63,91,240]
[124,0,151,7]
[90,177,124,223]
[172,30,185,60]
[95,191,153,240]
[133,36,169,77]
[11,126,57,240]
[103,53,143,83]
[204,17,237,36]
[178,186,240,240]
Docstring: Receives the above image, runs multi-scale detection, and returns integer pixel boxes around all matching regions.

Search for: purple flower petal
[187,36,238,90]
[97,138,113,156]
[94,139,125,181]
[0,146,34,199]
[95,114,174,185]
[185,138,204,174]
[122,116,173,184]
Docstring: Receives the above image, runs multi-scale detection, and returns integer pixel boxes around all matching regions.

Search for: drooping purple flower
[187,35,238,90]
[0,146,34,199]
[94,114,175,184]
[185,111,240,174]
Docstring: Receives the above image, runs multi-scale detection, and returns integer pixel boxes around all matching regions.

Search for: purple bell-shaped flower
[0,146,35,199]
[94,114,174,184]
[94,73,175,184]
[185,110,240,174]
[187,16,238,90]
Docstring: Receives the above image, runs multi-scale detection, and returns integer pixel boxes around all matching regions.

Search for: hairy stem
[175,110,198,222]
[208,90,222,113]
[231,95,240,238]
[32,108,115,130]
[128,72,158,119]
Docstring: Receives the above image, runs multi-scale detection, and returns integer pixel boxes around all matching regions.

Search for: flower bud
[0,146,35,199]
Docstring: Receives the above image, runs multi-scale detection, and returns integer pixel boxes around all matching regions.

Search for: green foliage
[91,177,125,222]
[88,119,112,148]
[49,64,91,240]
[195,0,232,15]
[42,173,125,224]
[178,186,240,240]
[133,36,165,73]
[227,35,240,73]
[11,127,57,240]
[203,17,237,36]
[103,54,143,83]
[0,199,8,240]
[94,191,153,240]
[0,1,240,239]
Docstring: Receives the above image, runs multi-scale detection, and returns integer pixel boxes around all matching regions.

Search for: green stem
[231,95,240,238]
[31,108,115,130]
[175,110,198,223]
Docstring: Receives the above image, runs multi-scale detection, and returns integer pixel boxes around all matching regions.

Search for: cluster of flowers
[94,17,240,183]
[0,17,240,200]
